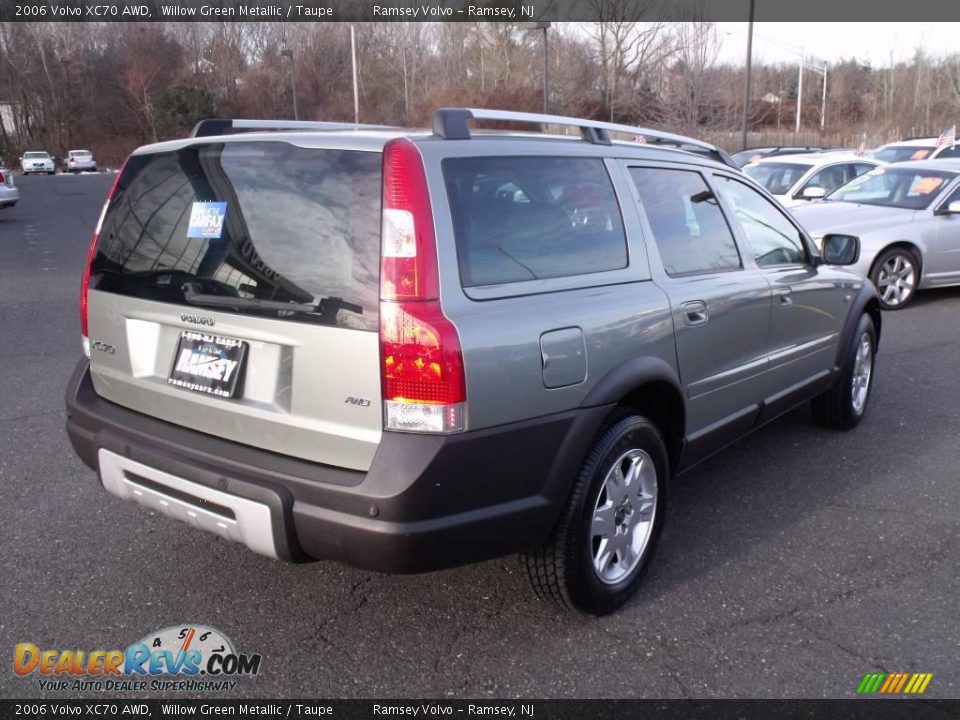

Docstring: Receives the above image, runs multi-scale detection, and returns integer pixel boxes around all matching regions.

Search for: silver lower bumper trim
[97,449,278,558]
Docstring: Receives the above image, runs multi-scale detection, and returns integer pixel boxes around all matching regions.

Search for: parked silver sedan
[792,160,960,309]
[0,164,19,209]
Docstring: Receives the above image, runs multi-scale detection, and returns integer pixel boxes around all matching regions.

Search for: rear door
[625,163,772,456]
[86,139,384,470]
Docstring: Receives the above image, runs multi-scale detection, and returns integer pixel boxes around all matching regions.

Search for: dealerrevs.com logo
[14,624,261,692]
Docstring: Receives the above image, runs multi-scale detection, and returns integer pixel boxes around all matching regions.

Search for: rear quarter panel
[417,138,677,431]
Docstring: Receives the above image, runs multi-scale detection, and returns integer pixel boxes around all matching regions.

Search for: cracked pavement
[1,174,957,699]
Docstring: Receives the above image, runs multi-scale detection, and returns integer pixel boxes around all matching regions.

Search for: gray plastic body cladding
[67,360,614,572]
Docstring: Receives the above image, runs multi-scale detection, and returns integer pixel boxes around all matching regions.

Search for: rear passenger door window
[713,176,808,267]
[628,167,741,276]
[442,157,628,288]
[800,164,849,196]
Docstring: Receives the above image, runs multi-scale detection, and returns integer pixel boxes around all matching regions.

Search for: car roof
[878,138,937,148]
[751,151,875,166]
[131,128,737,172]
[876,158,960,172]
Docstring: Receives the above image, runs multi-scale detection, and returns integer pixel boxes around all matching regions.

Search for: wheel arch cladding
[581,357,685,474]
[838,284,882,368]
[874,241,923,278]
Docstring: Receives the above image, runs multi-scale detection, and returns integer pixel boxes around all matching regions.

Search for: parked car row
[17,149,99,174]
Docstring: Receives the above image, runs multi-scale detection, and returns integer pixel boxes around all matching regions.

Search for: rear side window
[442,157,627,287]
[91,142,381,331]
[629,167,741,277]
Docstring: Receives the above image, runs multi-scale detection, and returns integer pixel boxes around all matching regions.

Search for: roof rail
[189,118,398,138]
[432,108,736,167]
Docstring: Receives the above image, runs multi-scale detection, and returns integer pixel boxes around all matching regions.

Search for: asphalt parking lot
[0,173,957,700]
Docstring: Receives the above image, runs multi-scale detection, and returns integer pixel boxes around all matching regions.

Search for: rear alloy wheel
[871,248,918,310]
[523,414,668,615]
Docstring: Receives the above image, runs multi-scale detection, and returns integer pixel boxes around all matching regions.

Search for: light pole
[740,0,755,151]
[727,30,827,135]
[351,25,359,124]
[753,34,826,133]
[279,45,299,121]
[522,22,551,114]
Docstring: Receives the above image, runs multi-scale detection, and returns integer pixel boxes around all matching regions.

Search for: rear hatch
[86,138,384,470]
[70,152,94,167]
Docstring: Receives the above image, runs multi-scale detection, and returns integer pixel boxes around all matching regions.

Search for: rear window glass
[442,157,628,288]
[871,145,934,163]
[24,152,49,159]
[91,142,381,331]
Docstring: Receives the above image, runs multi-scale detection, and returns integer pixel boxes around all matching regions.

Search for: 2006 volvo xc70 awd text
[66,110,880,615]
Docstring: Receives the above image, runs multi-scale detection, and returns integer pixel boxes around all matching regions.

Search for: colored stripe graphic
[857,672,932,694]
[893,673,909,693]
[857,673,885,694]
[880,674,897,693]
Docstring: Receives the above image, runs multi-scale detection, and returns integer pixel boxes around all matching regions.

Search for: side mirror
[799,186,827,200]
[821,234,860,265]
[934,200,960,216]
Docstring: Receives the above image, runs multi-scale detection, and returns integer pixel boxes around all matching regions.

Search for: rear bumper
[65,360,609,573]
[0,187,19,207]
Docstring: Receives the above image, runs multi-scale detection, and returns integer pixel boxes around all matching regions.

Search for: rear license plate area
[168,330,247,398]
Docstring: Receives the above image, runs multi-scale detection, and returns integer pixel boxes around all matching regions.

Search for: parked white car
[62,149,98,173]
[20,151,55,175]
[869,137,960,163]
[0,165,19,209]
[743,152,882,208]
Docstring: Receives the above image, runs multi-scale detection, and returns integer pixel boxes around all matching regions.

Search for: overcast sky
[715,22,959,66]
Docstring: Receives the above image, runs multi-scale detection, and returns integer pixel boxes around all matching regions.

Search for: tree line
[2,21,960,165]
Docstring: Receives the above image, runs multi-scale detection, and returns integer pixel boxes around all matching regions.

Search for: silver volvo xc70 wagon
[66,109,881,615]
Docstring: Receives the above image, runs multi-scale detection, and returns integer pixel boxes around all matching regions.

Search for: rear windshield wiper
[181,282,362,317]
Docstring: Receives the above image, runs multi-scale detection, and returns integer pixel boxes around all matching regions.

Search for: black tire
[523,414,668,615]
[870,246,920,310]
[811,313,876,430]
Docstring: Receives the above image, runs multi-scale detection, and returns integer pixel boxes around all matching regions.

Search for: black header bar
[3,699,959,719]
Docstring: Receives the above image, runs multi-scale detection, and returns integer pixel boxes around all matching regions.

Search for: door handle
[681,300,708,326]
[777,288,794,307]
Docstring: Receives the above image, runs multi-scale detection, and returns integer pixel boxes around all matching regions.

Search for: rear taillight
[379,138,465,433]
[81,161,126,357]
[0,171,4,183]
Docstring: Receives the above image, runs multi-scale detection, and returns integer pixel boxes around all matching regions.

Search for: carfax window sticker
[187,201,228,239]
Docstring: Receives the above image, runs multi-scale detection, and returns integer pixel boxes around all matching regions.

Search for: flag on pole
[633,134,647,143]
[856,133,867,156]
[936,125,956,149]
